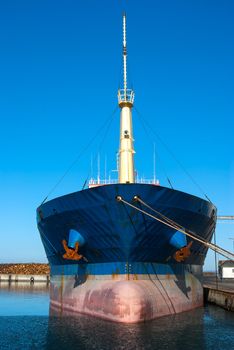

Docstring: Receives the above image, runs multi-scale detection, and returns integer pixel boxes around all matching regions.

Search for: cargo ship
[37,13,217,323]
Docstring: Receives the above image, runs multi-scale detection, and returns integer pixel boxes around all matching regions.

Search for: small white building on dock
[219,260,234,279]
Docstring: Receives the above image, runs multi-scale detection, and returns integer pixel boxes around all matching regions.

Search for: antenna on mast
[104,155,107,181]
[97,153,100,184]
[123,12,127,99]
[91,154,93,179]
[153,143,156,184]
[118,13,134,105]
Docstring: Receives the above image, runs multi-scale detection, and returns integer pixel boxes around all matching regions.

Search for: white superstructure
[222,267,234,279]
[219,260,234,279]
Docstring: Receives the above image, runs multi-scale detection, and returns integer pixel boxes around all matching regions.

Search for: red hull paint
[50,272,203,323]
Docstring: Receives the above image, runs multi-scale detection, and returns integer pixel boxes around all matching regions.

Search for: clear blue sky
[0,0,233,270]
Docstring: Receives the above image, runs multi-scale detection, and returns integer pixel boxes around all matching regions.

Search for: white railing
[89,179,119,186]
[118,89,134,104]
[88,178,160,187]
[136,179,160,185]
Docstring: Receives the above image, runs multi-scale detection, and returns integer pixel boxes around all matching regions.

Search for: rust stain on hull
[50,272,203,323]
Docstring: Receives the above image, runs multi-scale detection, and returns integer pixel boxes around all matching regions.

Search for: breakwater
[0,263,49,274]
[0,264,49,283]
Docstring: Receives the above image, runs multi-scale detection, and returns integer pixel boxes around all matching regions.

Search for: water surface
[0,283,234,350]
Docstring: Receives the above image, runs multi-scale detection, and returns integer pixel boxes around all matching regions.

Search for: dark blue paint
[37,184,216,268]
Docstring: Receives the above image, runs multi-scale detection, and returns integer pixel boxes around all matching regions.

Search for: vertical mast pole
[118,13,135,184]
[123,13,127,100]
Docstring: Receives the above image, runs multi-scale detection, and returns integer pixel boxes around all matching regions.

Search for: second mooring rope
[116,196,234,261]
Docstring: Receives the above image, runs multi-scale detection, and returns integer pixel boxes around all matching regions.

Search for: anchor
[62,239,84,261]
[174,241,193,262]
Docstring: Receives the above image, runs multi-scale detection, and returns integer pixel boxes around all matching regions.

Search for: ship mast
[118,13,135,183]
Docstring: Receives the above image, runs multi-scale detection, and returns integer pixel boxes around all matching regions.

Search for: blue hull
[37,184,216,322]
[37,184,216,267]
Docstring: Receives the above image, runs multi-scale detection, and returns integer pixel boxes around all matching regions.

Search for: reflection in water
[45,304,234,350]
[47,306,206,350]
[0,283,49,316]
[0,284,234,349]
[0,281,49,294]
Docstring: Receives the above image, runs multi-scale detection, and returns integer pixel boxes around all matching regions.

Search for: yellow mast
[118,13,135,184]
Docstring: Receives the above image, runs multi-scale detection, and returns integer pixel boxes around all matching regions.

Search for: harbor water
[0,284,234,349]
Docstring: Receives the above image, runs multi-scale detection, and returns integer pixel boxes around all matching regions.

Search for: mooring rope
[136,197,212,242]
[116,196,234,261]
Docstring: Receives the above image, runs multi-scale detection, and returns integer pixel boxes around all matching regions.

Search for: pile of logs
[0,263,50,275]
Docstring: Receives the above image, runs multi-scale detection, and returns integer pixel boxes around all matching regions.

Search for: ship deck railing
[88,178,160,188]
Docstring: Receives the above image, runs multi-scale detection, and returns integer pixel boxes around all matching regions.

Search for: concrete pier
[203,275,234,311]
[204,287,234,311]
[0,274,49,283]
